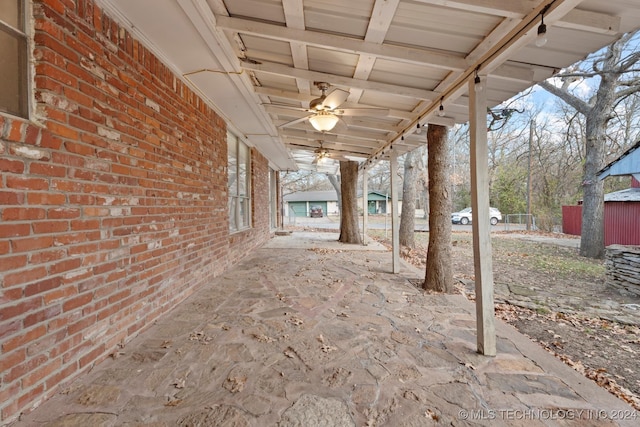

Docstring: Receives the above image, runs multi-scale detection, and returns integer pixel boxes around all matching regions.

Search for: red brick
[2,325,47,353]
[25,123,42,143]
[63,292,94,312]
[0,287,22,304]
[6,175,49,191]
[64,140,95,156]
[3,266,48,288]
[51,179,82,192]
[0,159,25,173]
[40,131,63,149]
[11,236,55,253]
[83,206,110,216]
[30,248,67,264]
[5,353,48,383]
[25,276,63,297]
[0,191,25,205]
[17,384,45,415]
[43,285,77,305]
[0,348,26,372]
[24,304,63,328]
[62,337,93,364]
[70,219,100,231]
[54,231,100,246]
[22,356,62,388]
[50,258,82,275]
[45,362,77,391]
[0,320,22,341]
[48,207,81,219]
[68,114,97,134]
[79,342,106,368]
[32,220,70,234]
[28,192,67,205]
[46,121,79,140]
[2,207,46,221]
[30,162,66,177]
[64,86,94,108]
[6,119,24,142]
[0,254,28,272]
[67,313,98,336]
[0,223,31,238]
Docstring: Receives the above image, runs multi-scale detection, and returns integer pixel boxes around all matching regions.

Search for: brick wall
[0,0,272,422]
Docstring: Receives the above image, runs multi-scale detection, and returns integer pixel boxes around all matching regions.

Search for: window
[228,131,251,232]
[0,0,29,117]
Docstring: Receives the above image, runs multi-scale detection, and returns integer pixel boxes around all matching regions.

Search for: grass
[367,229,605,281]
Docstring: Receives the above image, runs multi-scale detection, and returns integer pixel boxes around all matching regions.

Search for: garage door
[288,202,308,217]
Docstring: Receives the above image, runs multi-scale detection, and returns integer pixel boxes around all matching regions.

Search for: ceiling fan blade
[322,89,349,110]
[338,108,389,117]
[265,103,309,112]
[278,116,310,128]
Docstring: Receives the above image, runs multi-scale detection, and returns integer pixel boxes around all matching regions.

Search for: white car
[451,207,502,225]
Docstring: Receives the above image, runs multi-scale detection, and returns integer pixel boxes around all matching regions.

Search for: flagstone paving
[14,232,638,426]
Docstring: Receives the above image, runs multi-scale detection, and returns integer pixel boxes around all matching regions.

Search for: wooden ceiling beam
[242,60,439,100]
[414,0,620,34]
[217,15,468,71]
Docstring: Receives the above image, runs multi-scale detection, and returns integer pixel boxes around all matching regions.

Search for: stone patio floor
[13,232,638,426]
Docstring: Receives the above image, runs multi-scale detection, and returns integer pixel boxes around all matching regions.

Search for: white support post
[469,76,496,356]
[390,149,400,273]
[362,168,368,245]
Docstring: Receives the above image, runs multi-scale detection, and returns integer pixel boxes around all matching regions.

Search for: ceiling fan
[311,141,330,165]
[277,82,389,132]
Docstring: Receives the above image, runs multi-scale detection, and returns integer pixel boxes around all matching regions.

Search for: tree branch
[537,81,591,115]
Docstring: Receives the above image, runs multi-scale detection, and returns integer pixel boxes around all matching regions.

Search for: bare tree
[326,173,342,213]
[538,30,640,258]
[399,150,417,247]
[338,161,362,244]
[424,124,453,293]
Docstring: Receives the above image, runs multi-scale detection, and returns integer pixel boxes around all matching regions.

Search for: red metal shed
[603,184,640,245]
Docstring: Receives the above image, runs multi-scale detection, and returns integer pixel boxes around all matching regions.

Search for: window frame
[228,131,252,233]
[0,0,30,118]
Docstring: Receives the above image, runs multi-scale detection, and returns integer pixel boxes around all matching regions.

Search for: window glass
[228,131,251,232]
[0,0,21,29]
[0,0,28,117]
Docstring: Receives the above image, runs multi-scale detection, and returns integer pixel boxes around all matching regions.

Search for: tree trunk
[580,95,613,258]
[424,124,453,293]
[338,161,362,244]
[399,150,417,247]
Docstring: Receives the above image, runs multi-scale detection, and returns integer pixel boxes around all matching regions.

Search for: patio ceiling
[98,0,640,173]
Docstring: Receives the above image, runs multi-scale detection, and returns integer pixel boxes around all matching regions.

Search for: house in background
[284,191,339,217]
[362,191,390,214]
[563,141,640,245]
[284,190,403,217]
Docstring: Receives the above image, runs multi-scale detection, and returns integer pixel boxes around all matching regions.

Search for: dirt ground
[372,229,640,411]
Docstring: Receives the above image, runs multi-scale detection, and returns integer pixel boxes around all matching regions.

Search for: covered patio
[97,0,640,355]
[15,233,636,426]
[4,0,640,422]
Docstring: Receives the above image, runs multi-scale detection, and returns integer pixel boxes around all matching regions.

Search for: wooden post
[469,76,496,356]
[362,168,368,245]
[390,149,400,273]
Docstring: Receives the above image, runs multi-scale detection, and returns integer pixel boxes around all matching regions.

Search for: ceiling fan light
[309,112,339,132]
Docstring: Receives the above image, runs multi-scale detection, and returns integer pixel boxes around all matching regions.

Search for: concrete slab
[14,233,637,426]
